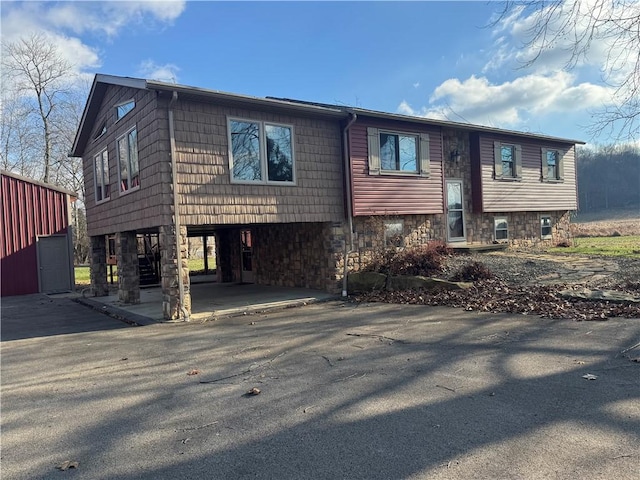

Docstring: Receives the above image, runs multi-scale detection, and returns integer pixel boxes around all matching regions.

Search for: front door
[240,229,254,283]
[446,180,466,242]
[38,235,72,293]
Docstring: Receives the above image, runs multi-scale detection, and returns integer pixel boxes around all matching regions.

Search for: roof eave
[349,108,586,145]
[147,80,348,118]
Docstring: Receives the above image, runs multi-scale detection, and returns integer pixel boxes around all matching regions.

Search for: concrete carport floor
[77,277,337,324]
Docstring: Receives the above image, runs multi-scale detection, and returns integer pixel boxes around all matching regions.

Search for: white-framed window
[94,148,110,203]
[367,127,430,176]
[494,142,522,180]
[384,219,404,247]
[494,217,508,241]
[541,148,564,182]
[117,126,139,193]
[541,216,553,239]
[228,118,295,184]
[115,99,135,122]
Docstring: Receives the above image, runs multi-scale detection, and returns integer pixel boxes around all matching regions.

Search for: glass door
[240,229,255,283]
[446,180,465,242]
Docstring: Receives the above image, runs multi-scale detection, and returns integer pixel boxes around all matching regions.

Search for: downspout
[168,91,189,321]
[341,112,357,297]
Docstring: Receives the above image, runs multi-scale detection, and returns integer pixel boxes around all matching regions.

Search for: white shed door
[38,235,72,293]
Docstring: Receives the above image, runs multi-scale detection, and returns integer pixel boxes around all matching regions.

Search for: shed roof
[0,170,77,198]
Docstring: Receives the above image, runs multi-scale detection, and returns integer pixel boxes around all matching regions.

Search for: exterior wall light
[450,149,461,163]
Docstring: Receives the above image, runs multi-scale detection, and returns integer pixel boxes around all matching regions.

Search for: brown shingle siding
[82,85,172,236]
[174,100,344,225]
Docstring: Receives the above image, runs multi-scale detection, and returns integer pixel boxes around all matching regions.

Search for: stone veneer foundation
[160,225,191,320]
[116,231,140,304]
[89,235,109,297]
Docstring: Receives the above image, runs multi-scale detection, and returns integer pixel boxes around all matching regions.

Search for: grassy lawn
[75,257,215,285]
[188,257,216,273]
[548,235,640,258]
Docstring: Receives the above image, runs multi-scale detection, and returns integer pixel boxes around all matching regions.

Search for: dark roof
[268,97,586,145]
[71,74,585,157]
[71,75,347,157]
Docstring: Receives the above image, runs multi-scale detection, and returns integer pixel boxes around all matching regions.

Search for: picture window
[228,118,294,184]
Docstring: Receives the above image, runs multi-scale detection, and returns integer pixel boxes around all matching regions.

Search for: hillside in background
[577,145,640,213]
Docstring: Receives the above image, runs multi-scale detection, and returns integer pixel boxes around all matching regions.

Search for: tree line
[576,145,640,213]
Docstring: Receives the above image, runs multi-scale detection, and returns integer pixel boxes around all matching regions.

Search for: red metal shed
[1,171,75,296]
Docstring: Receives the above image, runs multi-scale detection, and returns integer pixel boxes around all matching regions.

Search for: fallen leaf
[187,369,200,376]
[247,387,261,396]
[56,461,79,471]
[582,374,598,380]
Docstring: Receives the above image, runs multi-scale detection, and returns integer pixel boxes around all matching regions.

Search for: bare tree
[1,33,91,263]
[2,33,76,182]
[496,0,640,140]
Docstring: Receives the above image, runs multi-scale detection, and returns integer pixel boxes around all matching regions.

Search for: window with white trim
[94,148,110,202]
[494,217,508,241]
[117,127,139,193]
[228,119,294,184]
[116,100,135,121]
[541,216,552,239]
[384,219,404,247]
[367,127,430,176]
[494,142,522,180]
[541,148,564,182]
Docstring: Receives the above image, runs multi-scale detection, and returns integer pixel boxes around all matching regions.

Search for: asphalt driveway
[1,297,639,479]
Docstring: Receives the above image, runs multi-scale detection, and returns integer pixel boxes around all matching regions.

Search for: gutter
[168,91,190,321]
[341,112,357,297]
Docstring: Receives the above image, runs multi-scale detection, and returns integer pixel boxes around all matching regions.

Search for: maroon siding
[350,119,444,216]
[478,134,577,212]
[1,174,69,296]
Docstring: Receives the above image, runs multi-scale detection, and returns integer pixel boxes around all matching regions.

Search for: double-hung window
[94,148,110,203]
[117,127,139,193]
[494,217,508,241]
[494,142,522,180]
[541,216,553,239]
[541,148,564,182]
[367,127,430,176]
[228,119,295,184]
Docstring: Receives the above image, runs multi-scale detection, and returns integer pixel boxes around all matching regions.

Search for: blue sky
[1,1,630,144]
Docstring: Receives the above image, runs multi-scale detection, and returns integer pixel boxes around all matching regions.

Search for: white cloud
[398,72,616,128]
[485,0,639,81]
[412,82,420,88]
[138,60,180,83]
[1,1,186,77]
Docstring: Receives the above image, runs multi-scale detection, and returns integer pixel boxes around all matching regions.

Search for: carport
[78,280,336,324]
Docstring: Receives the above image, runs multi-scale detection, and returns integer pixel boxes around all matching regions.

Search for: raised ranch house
[71,74,583,320]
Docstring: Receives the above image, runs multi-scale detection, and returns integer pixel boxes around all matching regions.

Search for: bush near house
[365,241,452,277]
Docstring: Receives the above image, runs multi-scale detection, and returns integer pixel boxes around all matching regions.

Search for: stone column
[90,235,109,296]
[116,231,140,304]
[160,225,191,320]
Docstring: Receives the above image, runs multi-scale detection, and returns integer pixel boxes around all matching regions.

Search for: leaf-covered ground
[355,252,640,321]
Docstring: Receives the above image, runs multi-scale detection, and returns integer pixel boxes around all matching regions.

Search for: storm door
[446,180,466,242]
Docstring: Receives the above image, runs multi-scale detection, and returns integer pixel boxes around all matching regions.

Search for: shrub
[451,261,494,282]
[365,241,452,277]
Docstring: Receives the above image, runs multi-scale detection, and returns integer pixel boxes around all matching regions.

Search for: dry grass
[571,218,640,237]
